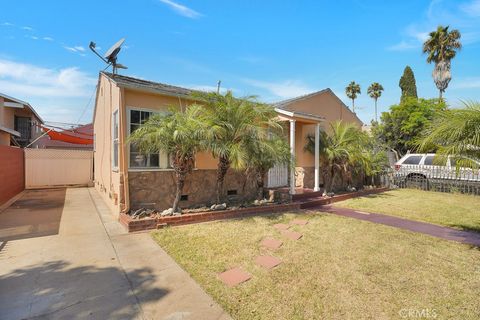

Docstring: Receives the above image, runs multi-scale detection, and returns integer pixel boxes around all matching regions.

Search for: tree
[195,91,281,203]
[399,66,418,102]
[305,121,368,192]
[345,81,361,112]
[422,25,462,99]
[245,134,291,200]
[367,82,384,122]
[418,101,480,163]
[128,105,206,213]
[372,98,447,156]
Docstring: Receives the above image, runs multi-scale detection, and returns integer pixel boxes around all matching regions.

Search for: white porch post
[289,119,296,195]
[314,123,321,191]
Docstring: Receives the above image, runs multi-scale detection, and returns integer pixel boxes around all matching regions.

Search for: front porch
[268,109,325,195]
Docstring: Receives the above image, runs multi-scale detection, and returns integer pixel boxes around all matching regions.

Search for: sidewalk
[322,205,480,247]
[0,187,231,320]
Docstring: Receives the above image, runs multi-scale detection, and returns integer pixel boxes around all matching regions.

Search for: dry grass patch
[152,212,480,319]
[337,189,480,232]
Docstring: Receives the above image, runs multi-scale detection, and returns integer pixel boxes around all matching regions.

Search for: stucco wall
[0,145,24,206]
[128,169,257,211]
[93,74,122,215]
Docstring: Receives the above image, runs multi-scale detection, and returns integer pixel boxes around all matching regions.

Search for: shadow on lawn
[450,224,480,234]
[0,260,168,320]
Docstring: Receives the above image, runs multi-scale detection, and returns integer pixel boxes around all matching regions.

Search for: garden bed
[119,187,389,232]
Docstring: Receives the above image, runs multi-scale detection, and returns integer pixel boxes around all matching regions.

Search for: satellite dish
[89,38,128,74]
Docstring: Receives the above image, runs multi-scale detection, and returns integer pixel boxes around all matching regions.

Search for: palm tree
[128,105,206,213]
[367,82,384,122]
[195,91,281,203]
[345,81,361,112]
[245,133,291,200]
[305,121,368,192]
[418,101,480,164]
[422,25,462,100]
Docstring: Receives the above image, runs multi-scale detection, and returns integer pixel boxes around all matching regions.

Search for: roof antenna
[89,38,128,74]
[217,80,221,94]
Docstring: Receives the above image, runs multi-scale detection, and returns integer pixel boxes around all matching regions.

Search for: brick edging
[299,187,389,209]
[119,187,389,232]
[119,202,301,232]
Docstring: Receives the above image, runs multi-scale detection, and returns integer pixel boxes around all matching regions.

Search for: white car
[394,153,480,188]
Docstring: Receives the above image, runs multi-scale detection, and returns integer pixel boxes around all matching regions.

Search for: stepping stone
[255,255,282,270]
[291,219,308,226]
[273,223,290,230]
[281,230,303,240]
[218,267,252,287]
[260,237,283,250]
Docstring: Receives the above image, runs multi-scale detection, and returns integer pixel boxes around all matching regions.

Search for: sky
[1,0,480,125]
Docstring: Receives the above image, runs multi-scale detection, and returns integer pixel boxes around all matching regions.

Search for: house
[93,72,362,216]
[35,123,94,150]
[0,93,44,147]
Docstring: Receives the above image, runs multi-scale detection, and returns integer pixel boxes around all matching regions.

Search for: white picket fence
[25,149,93,189]
[267,164,288,188]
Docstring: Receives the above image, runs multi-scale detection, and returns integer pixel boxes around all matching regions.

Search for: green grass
[153,212,480,319]
[336,189,480,232]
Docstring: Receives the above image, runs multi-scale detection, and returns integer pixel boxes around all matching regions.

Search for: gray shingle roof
[102,72,198,98]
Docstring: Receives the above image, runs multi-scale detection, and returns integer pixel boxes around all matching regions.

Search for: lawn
[153,211,480,319]
[336,189,480,232]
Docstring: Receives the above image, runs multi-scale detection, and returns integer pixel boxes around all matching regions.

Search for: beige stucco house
[93,72,362,216]
[0,93,43,146]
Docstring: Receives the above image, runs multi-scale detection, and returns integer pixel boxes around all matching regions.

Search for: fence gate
[25,149,93,189]
[267,164,288,188]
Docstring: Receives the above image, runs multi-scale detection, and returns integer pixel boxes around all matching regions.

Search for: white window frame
[112,110,119,170]
[127,106,172,171]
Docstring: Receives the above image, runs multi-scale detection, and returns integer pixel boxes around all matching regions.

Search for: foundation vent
[227,190,237,196]
[180,195,189,201]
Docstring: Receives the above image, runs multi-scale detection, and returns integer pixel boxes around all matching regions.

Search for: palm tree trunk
[256,169,267,200]
[439,89,443,100]
[375,98,378,122]
[172,174,185,213]
[352,99,355,113]
[216,155,230,203]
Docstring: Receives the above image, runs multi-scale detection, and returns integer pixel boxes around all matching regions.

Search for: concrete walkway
[322,205,480,247]
[0,188,230,320]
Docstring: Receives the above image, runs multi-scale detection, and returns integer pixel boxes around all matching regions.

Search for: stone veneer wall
[128,169,258,211]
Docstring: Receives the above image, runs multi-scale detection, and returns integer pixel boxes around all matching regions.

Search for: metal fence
[383,165,480,195]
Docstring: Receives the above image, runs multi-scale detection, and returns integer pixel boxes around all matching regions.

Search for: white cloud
[386,41,418,51]
[74,46,85,52]
[22,26,34,31]
[0,58,96,98]
[461,0,480,16]
[64,46,77,52]
[43,37,54,41]
[1,22,14,27]
[453,77,480,89]
[158,0,202,18]
[243,78,314,100]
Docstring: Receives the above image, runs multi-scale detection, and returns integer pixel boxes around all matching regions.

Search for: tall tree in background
[372,98,447,157]
[367,82,384,122]
[399,66,418,102]
[422,25,462,100]
[345,81,361,112]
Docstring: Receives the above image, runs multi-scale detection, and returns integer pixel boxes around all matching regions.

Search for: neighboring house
[0,93,44,147]
[93,72,362,215]
[35,123,94,150]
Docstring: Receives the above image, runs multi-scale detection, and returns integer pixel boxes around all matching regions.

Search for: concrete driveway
[0,188,230,320]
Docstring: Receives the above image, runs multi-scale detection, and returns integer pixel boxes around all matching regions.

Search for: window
[112,111,119,169]
[402,155,422,165]
[424,155,446,166]
[128,109,170,169]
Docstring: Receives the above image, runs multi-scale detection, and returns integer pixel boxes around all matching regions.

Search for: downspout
[119,87,130,213]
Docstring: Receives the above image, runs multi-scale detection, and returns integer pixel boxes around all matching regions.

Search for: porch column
[289,119,296,195]
[314,123,321,191]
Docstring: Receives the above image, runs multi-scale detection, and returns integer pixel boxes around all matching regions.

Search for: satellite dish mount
[89,38,128,74]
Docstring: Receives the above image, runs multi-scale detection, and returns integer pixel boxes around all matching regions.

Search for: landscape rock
[327,192,335,197]
[211,203,227,210]
[161,208,174,217]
